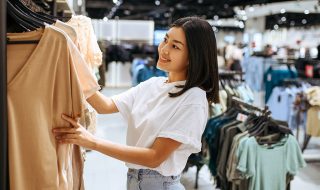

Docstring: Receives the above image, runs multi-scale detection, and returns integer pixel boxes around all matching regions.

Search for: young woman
[53,16,219,189]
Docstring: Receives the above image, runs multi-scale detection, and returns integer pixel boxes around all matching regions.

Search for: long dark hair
[168,16,220,103]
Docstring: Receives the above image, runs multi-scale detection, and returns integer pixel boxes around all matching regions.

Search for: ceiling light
[304,10,310,14]
[103,17,108,21]
[124,10,131,15]
[239,21,244,28]
[213,27,218,32]
[242,15,248,21]
[155,0,160,6]
[113,0,118,4]
[214,15,219,20]
[249,6,254,12]
[302,19,307,24]
[240,10,246,15]
[77,0,82,6]
[290,21,295,26]
[280,9,286,14]
[198,0,203,4]
[281,17,286,22]
[274,24,279,30]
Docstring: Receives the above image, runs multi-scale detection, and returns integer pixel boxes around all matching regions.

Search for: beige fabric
[51,24,100,99]
[306,86,320,106]
[7,26,86,190]
[306,106,320,137]
[54,20,78,44]
[53,22,98,134]
[67,15,103,69]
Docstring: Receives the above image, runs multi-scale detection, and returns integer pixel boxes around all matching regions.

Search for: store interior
[1,0,320,190]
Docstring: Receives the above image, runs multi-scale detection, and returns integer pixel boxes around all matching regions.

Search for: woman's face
[157,27,189,77]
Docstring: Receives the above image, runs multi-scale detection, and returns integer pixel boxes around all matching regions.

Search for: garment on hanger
[236,135,305,190]
[67,15,102,71]
[203,97,305,190]
[52,21,99,134]
[7,25,98,190]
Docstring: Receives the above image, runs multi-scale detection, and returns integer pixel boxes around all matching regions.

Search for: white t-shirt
[112,77,208,176]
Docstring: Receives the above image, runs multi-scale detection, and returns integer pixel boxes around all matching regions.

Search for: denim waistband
[127,168,181,181]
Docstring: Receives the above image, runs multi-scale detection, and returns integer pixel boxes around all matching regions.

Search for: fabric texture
[67,15,103,70]
[306,106,320,137]
[237,135,306,190]
[7,26,87,190]
[127,169,185,190]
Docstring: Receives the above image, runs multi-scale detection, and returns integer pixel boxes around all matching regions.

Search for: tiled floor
[84,87,320,190]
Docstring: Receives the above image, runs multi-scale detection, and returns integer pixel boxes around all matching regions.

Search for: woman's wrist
[88,135,99,150]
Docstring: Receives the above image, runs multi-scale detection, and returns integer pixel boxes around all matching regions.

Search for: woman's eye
[163,38,168,43]
[173,45,179,49]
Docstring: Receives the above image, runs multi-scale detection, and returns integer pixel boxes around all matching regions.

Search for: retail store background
[2,0,320,189]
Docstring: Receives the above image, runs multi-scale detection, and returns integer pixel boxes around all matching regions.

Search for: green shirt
[237,135,306,190]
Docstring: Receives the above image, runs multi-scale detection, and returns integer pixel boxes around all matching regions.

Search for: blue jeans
[127,169,185,190]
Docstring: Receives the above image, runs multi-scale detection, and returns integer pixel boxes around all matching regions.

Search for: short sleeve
[65,41,85,118]
[286,135,306,175]
[67,38,100,98]
[158,104,208,153]
[111,86,139,123]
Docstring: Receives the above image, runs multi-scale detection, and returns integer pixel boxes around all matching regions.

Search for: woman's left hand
[53,114,97,150]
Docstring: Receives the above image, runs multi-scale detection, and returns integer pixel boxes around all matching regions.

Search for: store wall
[92,19,155,87]
[215,31,244,49]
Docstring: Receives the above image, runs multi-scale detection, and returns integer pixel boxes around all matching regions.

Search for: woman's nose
[161,45,169,55]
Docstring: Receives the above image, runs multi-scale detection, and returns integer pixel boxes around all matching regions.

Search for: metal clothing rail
[0,0,9,189]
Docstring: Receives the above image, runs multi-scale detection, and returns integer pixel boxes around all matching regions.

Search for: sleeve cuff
[158,131,201,153]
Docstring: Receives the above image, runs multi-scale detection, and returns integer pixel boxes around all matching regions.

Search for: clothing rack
[231,96,265,113]
[280,78,320,153]
[0,0,9,189]
[219,70,244,81]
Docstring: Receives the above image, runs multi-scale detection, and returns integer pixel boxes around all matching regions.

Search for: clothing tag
[277,95,281,102]
[267,74,272,81]
[236,113,248,122]
[305,65,314,78]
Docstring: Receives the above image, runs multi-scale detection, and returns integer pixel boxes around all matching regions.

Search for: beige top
[67,15,103,69]
[7,26,88,190]
[306,106,320,137]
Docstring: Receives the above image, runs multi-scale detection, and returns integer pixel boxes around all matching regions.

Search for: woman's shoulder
[135,77,165,88]
[182,87,207,106]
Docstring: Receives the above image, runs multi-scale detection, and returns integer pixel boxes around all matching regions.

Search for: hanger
[11,0,55,24]
[8,0,44,28]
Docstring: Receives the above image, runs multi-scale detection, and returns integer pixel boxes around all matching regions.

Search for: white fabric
[112,77,208,176]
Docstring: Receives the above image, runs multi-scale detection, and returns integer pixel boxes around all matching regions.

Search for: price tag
[237,113,248,122]
[267,74,272,81]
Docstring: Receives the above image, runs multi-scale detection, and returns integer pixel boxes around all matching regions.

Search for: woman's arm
[53,114,181,168]
[86,91,119,114]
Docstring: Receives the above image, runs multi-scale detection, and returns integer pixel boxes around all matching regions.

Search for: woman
[53,16,219,189]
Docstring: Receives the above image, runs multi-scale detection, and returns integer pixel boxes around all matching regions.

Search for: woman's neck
[167,73,186,83]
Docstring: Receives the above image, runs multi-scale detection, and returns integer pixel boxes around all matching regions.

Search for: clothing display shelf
[0,0,9,189]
